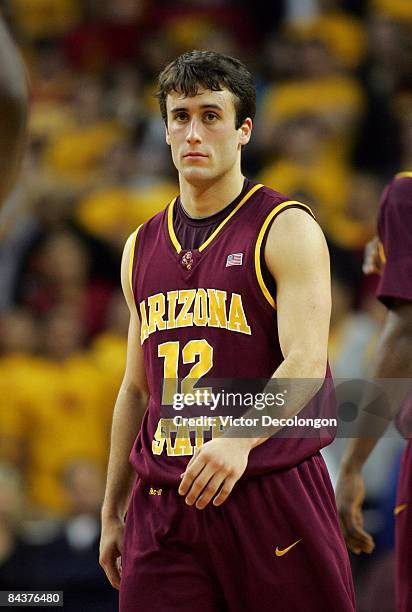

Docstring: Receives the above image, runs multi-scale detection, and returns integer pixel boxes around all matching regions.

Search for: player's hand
[363,236,383,275]
[178,437,251,509]
[335,469,375,555]
[99,516,125,590]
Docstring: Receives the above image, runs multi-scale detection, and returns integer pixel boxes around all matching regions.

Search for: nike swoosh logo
[394,503,407,516]
[275,538,302,557]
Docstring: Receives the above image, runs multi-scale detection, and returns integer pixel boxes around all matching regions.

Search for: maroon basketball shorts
[120,452,355,612]
[395,439,412,612]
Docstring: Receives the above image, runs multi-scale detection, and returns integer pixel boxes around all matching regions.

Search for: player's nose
[186,118,202,144]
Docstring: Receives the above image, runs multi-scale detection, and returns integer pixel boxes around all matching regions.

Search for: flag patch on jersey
[226,253,243,267]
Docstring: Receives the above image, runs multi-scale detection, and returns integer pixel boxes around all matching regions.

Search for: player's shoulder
[394,171,412,181]
[383,171,412,210]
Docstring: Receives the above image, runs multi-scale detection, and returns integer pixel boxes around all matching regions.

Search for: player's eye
[204,112,218,122]
[174,112,189,121]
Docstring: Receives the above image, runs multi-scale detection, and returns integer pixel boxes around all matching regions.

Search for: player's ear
[165,125,170,146]
[238,118,252,146]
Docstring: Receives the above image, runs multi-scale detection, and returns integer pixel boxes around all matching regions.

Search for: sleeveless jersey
[129,182,335,486]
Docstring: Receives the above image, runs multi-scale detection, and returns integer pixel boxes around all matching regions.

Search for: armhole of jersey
[254,200,316,309]
[129,224,143,298]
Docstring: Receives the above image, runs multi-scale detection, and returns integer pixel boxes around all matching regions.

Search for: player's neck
[179,168,245,219]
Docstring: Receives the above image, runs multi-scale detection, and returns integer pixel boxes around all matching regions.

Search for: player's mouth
[183,152,208,159]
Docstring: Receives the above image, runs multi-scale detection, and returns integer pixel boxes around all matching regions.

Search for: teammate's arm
[100,233,149,590]
[178,209,331,508]
[0,16,28,206]
[336,301,412,555]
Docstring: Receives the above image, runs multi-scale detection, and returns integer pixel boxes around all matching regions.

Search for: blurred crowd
[0,0,411,609]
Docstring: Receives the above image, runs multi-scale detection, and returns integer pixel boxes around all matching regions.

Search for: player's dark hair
[156,50,256,129]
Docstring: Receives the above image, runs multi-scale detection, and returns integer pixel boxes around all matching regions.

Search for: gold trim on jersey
[254,201,316,309]
[198,183,263,252]
[395,171,412,179]
[129,225,143,294]
[378,240,386,265]
[167,184,264,254]
[167,197,181,252]
[394,503,407,516]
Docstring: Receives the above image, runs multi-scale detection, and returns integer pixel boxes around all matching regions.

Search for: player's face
[165,87,252,184]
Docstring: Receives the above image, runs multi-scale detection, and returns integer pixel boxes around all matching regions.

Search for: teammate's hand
[363,236,384,275]
[335,469,375,555]
[99,516,125,590]
[178,437,251,509]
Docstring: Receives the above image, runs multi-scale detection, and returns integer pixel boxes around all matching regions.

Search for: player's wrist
[248,435,269,449]
[220,434,255,452]
[101,503,126,522]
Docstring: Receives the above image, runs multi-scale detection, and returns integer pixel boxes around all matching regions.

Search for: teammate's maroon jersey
[377,172,412,304]
[377,172,412,609]
[377,172,412,438]
[129,182,335,486]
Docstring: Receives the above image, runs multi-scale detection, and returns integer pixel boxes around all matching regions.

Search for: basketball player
[100,51,355,611]
[336,172,412,612]
[0,14,28,209]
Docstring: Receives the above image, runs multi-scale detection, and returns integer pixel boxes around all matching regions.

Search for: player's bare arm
[263,207,331,382]
[336,301,412,555]
[100,233,149,590]
[179,208,331,509]
[0,15,28,206]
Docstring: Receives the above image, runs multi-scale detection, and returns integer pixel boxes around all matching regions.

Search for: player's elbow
[120,378,149,406]
[286,347,328,382]
[307,358,328,393]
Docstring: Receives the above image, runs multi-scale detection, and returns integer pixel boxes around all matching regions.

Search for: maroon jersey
[376,172,412,438]
[377,172,412,305]
[129,182,335,486]
[376,172,412,611]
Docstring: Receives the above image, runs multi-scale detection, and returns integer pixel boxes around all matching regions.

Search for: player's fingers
[346,537,364,555]
[178,455,206,496]
[340,514,366,543]
[100,553,121,590]
[342,522,374,554]
[340,524,365,554]
[185,446,200,470]
[183,463,217,505]
[212,476,237,506]
[340,511,374,554]
[195,472,226,509]
[351,524,375,553]
[346,533,375,555]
